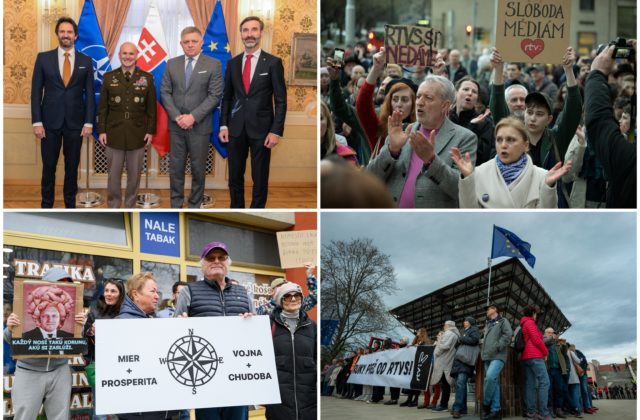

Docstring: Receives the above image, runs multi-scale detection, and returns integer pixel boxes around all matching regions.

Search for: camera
[333,48,345,67]
[597,37,635,61]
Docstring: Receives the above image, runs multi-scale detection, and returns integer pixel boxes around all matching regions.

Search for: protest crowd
[321,304,628,420]
[4,247,318,420]
[320,33,636,209]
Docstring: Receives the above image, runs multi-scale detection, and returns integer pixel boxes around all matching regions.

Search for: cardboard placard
[95,316,281,414]
[276,230,317,269]
[384,24,441,67]
[496,0,572,64]
[11,279,87,358]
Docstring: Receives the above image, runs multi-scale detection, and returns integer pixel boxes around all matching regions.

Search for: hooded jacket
[481,314,513,363]
[451,316,481,376]
[519,316,548,360]
[430,325,460,385]
[266,307,317,420]
[117,295,153,319]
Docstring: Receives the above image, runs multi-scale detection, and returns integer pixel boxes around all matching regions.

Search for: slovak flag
[136,0,170,156]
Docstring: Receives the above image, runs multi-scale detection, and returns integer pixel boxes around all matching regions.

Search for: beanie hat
[275,283,302,308]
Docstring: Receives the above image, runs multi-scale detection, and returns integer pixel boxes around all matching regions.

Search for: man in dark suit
[98,42,156,208]
[161,27,222,208]
[219,16,287,208]
[31,17,95,208]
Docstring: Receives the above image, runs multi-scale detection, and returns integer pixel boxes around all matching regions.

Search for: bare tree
[321,238,397,364]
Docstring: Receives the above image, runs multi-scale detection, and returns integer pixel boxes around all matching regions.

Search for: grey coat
[480,315,513,363]
[366,118,477,208]
[160,54,222,135]
[430,327,460,385]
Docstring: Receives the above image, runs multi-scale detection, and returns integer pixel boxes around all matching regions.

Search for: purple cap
[200,242,229,258]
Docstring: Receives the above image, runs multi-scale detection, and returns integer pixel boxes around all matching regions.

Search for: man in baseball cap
[480,301,512,419]
[174,241,253,419]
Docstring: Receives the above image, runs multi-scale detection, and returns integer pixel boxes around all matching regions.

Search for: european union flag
[76,0,112,140]
[491,225,536,268]
[321,320,339,346]
[202,0,232,158]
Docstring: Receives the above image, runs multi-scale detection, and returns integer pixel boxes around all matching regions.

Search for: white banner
[347,345,434,390]
[95,316,281,414]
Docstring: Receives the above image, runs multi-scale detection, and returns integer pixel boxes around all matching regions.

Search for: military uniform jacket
[97,68,157,150]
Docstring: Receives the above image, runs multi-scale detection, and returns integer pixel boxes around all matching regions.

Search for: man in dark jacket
[480,303,512,420]
[451,316,480,418]
[585,45,636,208]
[174,241,253,420]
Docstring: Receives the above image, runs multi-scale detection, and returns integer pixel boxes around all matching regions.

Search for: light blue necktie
[185,57,194,86]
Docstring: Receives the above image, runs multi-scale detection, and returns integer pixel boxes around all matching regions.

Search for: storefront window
[187,219,281,267]
[4,213,129,246]
[140,261,180,305]
[3,246,133,307]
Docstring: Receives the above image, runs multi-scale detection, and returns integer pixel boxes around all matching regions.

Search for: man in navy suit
[219,16,287,208]
[31,17,95,208]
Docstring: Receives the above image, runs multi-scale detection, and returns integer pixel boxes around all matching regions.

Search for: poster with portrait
[11,278,87,358]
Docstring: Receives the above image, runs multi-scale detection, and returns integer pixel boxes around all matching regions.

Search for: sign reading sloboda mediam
[95,316,281,414]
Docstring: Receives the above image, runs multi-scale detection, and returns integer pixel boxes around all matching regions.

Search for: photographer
[585,42,636,208]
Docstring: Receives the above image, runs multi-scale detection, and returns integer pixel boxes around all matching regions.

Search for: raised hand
[450,147,474,178]
[326,57,340,80]
[562,47,576,68]
[431,53,445,76]
[387,109,411,154]
[470,109,491,125]
[409,128,436,165]
[575,125,585,145]
[545,160,572,186]
[490,47,505,84]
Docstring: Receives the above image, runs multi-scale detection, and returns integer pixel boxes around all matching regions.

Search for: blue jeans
[195,406,248,420]
[569,383,582,412]
[522,358,550,416]
[548,368,565,409]
[452,372,469,413]
[483,360,505,413]
[579,375,592,409]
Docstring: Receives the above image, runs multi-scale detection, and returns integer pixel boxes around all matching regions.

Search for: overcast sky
[321,212,636,364]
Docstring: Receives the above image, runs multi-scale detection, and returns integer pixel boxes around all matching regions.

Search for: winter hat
[42,267,72,282]
[270,277,287,289]
[275,282,302,308]
[465,316,477,326]
[444,320,456,329]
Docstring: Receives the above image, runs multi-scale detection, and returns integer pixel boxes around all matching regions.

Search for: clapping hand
[545,160,572,186]
[387,109,411,154]
[450,147,474,178]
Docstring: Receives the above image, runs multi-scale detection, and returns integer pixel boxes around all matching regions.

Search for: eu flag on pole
[202,0,232,158]
[76,0,112,140]
[491,225,536,268]
[321,320,339,346]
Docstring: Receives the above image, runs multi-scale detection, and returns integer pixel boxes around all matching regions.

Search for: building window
[577,32,597,57]
[580,0,594,11]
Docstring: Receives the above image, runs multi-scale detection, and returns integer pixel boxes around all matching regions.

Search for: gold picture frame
[289,32,317,86]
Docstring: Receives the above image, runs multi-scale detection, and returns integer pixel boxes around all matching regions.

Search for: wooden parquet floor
[3,184,317,209]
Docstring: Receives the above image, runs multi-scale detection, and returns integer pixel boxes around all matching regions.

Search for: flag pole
[486,257,492,306]
[76,136,103,207]
[136,147,160,208]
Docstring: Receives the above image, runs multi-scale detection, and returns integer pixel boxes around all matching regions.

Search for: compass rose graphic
[165,330,220,394]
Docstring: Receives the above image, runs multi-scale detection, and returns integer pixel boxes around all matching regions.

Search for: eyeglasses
[283,293,302,302]
[204,255,228,262]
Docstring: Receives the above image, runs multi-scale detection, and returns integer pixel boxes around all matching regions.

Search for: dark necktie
[125,71,131,82]
[185,57,194,86]
[243,54,253,93]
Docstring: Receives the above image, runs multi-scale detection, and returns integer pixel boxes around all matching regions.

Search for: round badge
[482,193,490,203]
[115,96,121,103]
[140,98,144,103]
[134,97,140,103]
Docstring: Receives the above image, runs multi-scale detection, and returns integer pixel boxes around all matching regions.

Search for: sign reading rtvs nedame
[95,316,281,414]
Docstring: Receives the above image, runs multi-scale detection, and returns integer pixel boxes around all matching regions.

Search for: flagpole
[486,257,492,306]
[76,136,103,207]
[136,147,160,208]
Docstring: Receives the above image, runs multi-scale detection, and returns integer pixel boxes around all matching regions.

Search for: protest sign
[11,279,87,358]
[347,345,434,390]
[95,316,280,414]
[384,24,441,67]
[276,230,317,269]
[496,0,572,63]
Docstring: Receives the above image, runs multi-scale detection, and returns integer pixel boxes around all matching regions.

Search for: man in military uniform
[97,42,156,208]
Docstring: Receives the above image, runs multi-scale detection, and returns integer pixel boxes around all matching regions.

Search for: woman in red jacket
[520,306,551,419]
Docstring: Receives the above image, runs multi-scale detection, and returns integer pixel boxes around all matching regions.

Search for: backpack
[513,327,525,353]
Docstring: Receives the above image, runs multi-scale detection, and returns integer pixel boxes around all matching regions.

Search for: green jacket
[481,315,513,363]
[328,78,371,165]
[490,83,582,169]
[97,68,157,150]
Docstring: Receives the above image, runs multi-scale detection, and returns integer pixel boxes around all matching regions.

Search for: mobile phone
[333,48,345,67]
